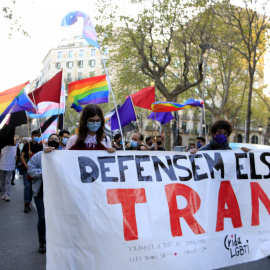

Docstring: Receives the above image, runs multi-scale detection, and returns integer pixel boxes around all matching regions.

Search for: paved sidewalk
[0,175,46,270]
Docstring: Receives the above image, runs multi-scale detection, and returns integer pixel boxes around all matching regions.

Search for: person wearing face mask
[65,104,115,153]
[21,130,43,213]
[190,120,250,153]
[28,133,60,254]
[58,129,70,150]
[125,132,144,150]
[196,136,206,149]
[113,134,123,150]
[154,135,165,151]
[145,137,155,150]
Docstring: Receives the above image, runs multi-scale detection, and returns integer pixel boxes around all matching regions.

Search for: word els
[78,155,270,242]
[224,234,249,258]
[79,153,270,183]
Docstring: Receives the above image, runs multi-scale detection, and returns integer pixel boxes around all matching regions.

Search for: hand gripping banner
[42,150,270,270]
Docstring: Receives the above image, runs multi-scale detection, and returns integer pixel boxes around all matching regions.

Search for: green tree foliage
[211,0,270,142]
[2,0,30,39]
[96,0,214,149]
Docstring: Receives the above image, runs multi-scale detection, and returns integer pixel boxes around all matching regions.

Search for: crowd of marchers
[0,104,250,255]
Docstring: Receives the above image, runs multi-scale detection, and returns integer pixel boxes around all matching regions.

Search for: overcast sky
[0,0,98,91]
[0,0,269,93]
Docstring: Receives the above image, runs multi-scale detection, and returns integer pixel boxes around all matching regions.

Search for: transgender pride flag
[61,11,99,48]
[39,117,58,142]
[28,87,65,118]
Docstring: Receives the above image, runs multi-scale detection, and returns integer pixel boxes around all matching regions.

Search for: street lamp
[199,42,213,139]
[258,124,263,144]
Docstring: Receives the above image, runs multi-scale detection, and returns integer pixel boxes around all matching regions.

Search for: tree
[96,0,213,150]
[211,0,270,143]
[1,0,30,38]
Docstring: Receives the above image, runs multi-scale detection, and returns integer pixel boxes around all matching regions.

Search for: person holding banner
[190,120,250,153]
[65,104,115,152]
[27,133,61,254]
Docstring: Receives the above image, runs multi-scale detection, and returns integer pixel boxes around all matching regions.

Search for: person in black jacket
[190,119,250,153]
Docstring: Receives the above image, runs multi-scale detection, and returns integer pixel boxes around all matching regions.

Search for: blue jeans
[23,171,32,203]
[34,194,46,241]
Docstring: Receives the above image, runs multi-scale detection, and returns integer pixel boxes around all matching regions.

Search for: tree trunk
[245,70,254,143]
[164,122,171,151]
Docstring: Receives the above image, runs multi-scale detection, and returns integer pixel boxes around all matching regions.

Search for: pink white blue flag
[28,87,65,118]
[61,11,99,48]
[39,117,58,142]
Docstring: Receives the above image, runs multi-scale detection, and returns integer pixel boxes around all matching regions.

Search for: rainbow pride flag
[151,99,204,112]
[0,82,35,123]
[68,75,109,112]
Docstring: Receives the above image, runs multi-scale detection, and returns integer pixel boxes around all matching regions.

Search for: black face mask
[48,141,59,149]
[157,141,162,146]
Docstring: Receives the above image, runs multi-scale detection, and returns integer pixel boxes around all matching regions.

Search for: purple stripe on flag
[79,96,109,105]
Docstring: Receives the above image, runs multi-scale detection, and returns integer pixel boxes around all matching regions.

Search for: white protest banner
[0,146,16,171]
[42,150,270,270]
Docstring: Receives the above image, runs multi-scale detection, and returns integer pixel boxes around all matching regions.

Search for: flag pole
[30,90,45,148]
[27,113,31,153]
[56,103,60,132]
[203,104,207,143]
[129,95,141,133]
[155,112,157,139]
[99,50,125,151]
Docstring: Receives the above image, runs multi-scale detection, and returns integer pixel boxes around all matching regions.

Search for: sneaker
[24,206,29,213]
[5,197,10,202]
[39,243,46,254]
[2,195,6,200]
[11,182,15,185]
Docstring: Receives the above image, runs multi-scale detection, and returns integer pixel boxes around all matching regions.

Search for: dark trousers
[11,170,15,183]
[34,194,46,242]
[23,171,32,203]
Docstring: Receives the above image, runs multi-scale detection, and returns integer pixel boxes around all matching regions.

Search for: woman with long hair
[65,104,115,152]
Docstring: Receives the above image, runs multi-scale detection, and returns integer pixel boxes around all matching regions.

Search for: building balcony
[64,77,72,83]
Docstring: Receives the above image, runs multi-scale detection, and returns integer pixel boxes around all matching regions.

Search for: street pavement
[0,175,269,270]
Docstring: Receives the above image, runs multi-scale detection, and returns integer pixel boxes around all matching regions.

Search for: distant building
[36,34,109,92]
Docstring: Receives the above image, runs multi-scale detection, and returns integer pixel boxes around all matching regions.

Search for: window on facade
[79,49,84,57]
[104,48,109,55]
[91,49,96,56]
[78,72,83,80]
[251,135,258,144]
[182,122,187,132]
[65,84,69,91]
[67,61,73,68]
[66,73,72,82]
[69,51,73,58]
[78,60,83,68]
[237,134,243,143]
[89,60,95,67]
[56,62,61,69]
[89,71,95,77]
[58,51,62,59]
